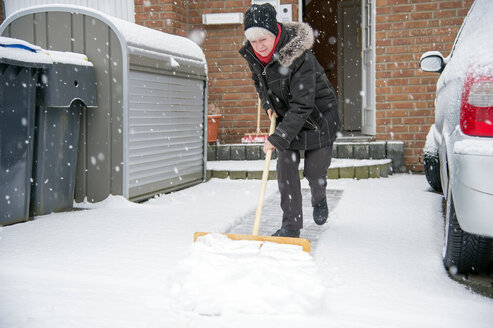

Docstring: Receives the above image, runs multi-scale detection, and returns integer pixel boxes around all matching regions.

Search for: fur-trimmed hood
[277,22,314,67]
[240,22,315,67]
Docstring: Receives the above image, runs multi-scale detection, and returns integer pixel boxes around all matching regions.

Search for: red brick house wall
[375,0,474,170]
[0,3,4,25]
[189,0,264,143]
[134,0,188,37]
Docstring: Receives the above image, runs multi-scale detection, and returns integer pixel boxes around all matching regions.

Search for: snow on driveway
[0,174,491,327]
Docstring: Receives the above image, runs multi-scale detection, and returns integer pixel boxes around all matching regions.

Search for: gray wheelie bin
[0,38,52,225]
[30,51,96,216]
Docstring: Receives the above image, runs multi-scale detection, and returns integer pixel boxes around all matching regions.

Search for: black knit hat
[244,3,278,36]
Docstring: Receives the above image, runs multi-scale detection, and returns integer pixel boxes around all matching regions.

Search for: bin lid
[0,36,52,68]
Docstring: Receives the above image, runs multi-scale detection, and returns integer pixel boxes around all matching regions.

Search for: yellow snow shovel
[194,116,311,254]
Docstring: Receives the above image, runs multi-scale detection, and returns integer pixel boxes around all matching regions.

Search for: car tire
[443,190,492,274]
[423,150,442,192]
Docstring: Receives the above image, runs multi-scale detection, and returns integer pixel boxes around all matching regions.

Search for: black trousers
[276,144,333,231]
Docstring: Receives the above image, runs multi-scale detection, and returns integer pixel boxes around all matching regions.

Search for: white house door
[361,0,376,135]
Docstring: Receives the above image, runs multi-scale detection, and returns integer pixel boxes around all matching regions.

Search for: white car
[420,0,493,274]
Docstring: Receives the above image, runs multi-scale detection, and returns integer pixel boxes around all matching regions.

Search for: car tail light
[460,67,493,137]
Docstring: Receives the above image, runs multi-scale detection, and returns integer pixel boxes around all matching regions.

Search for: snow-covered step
[207,158,393,180]
[208,140,406,173]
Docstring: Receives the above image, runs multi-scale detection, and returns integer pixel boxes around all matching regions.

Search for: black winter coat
[239,22,341,151]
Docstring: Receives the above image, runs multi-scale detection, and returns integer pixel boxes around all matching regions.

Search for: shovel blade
[194,232,311,254]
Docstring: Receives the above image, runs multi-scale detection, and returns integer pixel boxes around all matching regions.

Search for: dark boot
[272,227,300,238]
[313,198,329,225]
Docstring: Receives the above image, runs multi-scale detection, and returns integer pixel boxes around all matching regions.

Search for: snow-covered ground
[0,174,492,327]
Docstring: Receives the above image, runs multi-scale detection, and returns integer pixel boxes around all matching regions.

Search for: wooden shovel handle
[252,115,276,236]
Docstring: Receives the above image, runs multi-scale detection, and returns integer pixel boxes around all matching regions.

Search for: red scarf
[253,24,282,65]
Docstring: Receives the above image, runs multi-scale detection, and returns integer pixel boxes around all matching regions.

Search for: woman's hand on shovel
[263,139,275,154]
[264,109,278,154]
[267,109,278,121]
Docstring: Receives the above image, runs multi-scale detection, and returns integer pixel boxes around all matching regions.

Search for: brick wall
[134,0,188,36]
[375,0,473,171]
[0,3,4,25]
[190,0,259,144]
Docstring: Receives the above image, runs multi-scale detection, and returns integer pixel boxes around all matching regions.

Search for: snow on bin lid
[0,36,52,65]
[106,15,206,64]
[0,36,93,67]
[47,50,93,67]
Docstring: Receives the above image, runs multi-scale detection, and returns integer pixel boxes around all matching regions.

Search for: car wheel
[443,188,492,274]
[423,150,442,192]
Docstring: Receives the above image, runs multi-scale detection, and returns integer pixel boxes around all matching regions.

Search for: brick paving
[226,188,343,252]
